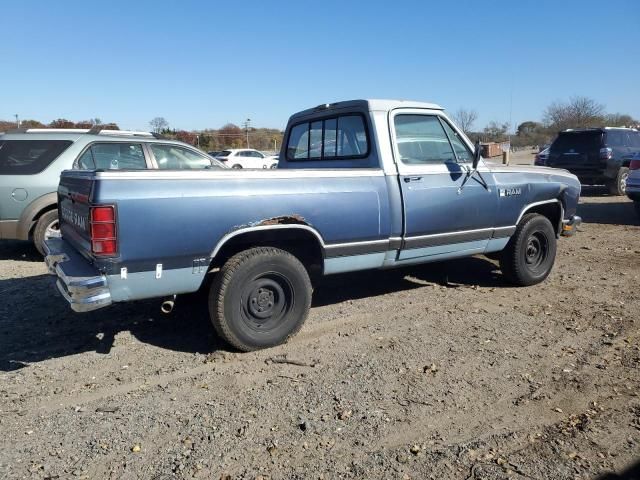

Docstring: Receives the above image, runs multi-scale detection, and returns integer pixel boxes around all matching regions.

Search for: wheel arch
[516,199,563,237]
[209,223,326,278]
[17,192,58,241]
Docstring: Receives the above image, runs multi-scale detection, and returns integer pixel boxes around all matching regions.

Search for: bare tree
[149,117,169,134]
[452,108,478,134]
[482,121,510,142]
[543,96,605,131]
[605,113,637,127]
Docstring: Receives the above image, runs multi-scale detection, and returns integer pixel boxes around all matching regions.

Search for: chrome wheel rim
[44,219,60,239]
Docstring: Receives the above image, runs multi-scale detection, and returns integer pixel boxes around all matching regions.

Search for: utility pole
[14,114,20,128]
[243,118,251,148]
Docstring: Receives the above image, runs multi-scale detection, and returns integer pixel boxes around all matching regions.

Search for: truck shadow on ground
[0,240,42,262]
[0,256,506,371]
[312,256,507,307]
[595,459,640,480]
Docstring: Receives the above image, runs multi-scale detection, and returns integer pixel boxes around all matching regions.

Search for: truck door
[391,111,499,261]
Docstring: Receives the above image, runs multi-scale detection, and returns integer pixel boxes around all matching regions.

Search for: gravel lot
[1,189,639,480]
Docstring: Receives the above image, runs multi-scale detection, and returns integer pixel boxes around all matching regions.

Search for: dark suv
[546,127,640,195]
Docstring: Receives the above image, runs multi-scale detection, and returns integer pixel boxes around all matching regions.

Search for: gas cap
[11,188,28,202]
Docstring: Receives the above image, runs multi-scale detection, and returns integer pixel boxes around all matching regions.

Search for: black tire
[231,164,242,169]
[33,209,59,256]
[606,167,629,196]
[208,247,312,351]
[634,201,640,219]
[499,213,557,286]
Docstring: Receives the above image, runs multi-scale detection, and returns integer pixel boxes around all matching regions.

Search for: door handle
[404,176,422,183]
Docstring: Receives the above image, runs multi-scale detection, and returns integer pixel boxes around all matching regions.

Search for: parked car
[44,99,582,352]
[545,127,640,195]
[0,128,224,254]
[534,147,549,166]
[215,149,279,169]
[625,151,640,218]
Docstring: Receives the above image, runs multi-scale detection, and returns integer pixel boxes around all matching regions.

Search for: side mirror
[473,140,482,170]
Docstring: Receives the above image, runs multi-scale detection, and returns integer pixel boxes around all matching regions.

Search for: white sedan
[215,149,278,169]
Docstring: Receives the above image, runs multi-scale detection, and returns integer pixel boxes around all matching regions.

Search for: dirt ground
[1,189,639,480]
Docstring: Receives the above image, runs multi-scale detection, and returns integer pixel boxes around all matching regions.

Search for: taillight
[630,159,640,171]
[599,147,613,160]
[90,205,117,256]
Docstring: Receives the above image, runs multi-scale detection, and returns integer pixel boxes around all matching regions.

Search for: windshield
[217,150,232,157]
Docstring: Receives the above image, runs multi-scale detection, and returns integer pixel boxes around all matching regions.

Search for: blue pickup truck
[45,99,582,351]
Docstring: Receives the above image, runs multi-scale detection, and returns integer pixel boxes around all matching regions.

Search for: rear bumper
[561,215,582,237]
[44,237,112,312]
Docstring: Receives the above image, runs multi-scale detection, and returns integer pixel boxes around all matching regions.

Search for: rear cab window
[287,114,369,161]
[0,140,72,174]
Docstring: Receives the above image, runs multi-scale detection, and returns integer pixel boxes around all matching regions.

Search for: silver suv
[0,128,224,254]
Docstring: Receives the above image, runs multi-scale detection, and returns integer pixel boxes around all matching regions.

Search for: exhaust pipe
[161,295,176,314]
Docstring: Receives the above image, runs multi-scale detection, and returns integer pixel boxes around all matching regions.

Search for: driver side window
[394,115,456,165]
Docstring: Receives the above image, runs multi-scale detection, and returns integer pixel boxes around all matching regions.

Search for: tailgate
[58,171,95,256]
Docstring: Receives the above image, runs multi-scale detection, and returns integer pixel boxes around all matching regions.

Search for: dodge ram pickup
[45,99,582,351]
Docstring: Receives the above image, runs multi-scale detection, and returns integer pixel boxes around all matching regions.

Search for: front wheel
[231,164,243,169]
[33,209,60,256]
[208,247,312,351]
[499,213,557,286]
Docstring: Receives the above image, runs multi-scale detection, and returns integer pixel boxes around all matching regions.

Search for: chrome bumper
[44,237,112,312]
[561,215,582,237]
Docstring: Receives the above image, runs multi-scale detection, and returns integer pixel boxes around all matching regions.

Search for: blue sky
[2,0,639,132]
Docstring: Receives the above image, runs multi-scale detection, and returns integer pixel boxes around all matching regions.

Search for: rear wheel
[33,209,60,256]
[499,213,557,286]
[208,247,312,351]
[232,164,242,169]
[606,167,629,196]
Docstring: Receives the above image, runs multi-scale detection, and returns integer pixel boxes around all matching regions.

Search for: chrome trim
[404,228,494,249]
[55,278,112,312]
[404,226,495,243]
[388,236,403,250]
[515,199,562,225]
[325,239,390,258]
[492,225,517,238]
[93,168,385,180]
[211,224,327,258]
[44,238,112,312]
